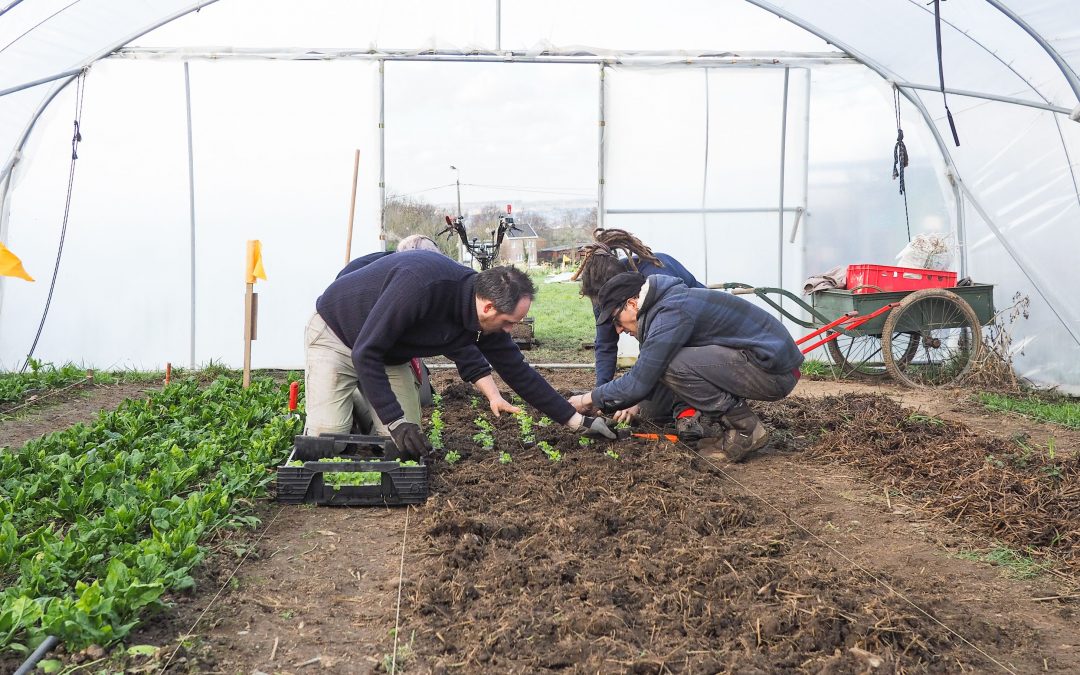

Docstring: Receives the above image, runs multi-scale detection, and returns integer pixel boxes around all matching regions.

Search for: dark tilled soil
[4,370,1080,674]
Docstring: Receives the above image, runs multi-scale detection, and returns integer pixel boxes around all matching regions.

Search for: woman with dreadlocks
[571,228,707,439]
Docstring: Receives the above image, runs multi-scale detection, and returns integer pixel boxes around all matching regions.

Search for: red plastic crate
[846,264,957,294]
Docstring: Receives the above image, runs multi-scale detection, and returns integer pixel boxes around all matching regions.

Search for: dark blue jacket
[337,251,392,278]
[592,275,804,413]
[316,251,575,425]
[592,253,704,386]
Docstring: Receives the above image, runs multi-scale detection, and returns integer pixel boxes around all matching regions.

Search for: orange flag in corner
[245,240,267,283]
[0,241,34,281]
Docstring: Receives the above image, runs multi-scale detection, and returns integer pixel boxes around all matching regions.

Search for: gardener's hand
[568,393,593,413]
[388,419,432,461]
[567,413,617,440]
[487,394,521,418]
[612,404,640,424]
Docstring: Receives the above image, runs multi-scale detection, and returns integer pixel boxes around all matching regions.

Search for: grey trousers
[303,312,421,436]
[659,345,798,415]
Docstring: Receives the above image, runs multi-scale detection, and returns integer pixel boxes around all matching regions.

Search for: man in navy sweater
[306,251,615,459]
[568,272,803,463]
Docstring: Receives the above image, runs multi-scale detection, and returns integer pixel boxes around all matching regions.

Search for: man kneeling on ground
[567,272,803,462]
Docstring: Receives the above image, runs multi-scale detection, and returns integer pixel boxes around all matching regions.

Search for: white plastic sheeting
[1,0,1079,391]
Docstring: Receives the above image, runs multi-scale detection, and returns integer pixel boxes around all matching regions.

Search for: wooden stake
[345,149,360,265]
[243,281,255,387]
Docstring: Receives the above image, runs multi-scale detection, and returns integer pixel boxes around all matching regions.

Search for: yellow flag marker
[0,241,34,281]
[246,240,267,283]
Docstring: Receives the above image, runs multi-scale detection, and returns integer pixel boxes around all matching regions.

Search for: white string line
[158,504,288,675]
[391,505,411,675]
[636,417,1018,674]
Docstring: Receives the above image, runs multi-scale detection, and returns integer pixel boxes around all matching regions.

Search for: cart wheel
[882,288,983,388]
[825,330,918,377]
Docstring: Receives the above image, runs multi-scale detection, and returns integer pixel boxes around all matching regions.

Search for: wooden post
[243,240,264,388]
[345,149,361,265]
[243,282,254,387]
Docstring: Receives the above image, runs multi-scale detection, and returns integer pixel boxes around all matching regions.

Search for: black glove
[577,415,617,440]
[389,422,432,461]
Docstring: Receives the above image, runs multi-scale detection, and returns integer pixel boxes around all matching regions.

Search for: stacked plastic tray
[276,434,429,506]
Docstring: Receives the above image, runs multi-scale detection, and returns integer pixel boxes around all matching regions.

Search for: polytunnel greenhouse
[1,0,1079,389]
[7,3,1080,673]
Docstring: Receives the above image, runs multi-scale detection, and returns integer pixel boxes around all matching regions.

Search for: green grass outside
[978,392,1080,429]
[529,269,595,348]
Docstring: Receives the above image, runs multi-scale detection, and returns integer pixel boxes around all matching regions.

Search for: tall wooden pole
[345,149,360,265]
[242,281,254,387]
[242,240,262,388]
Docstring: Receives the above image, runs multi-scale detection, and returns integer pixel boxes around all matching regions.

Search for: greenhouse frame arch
[1,0,1079,391]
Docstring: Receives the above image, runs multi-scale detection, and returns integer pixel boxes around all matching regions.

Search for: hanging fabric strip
[892,86,912,241]
[933,0,961,146]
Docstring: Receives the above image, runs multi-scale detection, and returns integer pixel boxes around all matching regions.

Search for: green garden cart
[711,281,996,388]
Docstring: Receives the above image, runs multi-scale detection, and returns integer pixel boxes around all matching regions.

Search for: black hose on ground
[13,635,60,675]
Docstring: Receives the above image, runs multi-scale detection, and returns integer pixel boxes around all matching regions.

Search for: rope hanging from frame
[892,86,912,241]
[933,0,961,147]
[21,69,87,372]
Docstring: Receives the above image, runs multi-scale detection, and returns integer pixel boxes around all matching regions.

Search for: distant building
[537,242,590,266]
[498,221,540,267]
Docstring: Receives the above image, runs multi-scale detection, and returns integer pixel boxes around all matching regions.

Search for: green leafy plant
[579,437,593,447]
[0,375,301,652]
[499,452,512,464]
[428,408,445,450]
[537,415,553,427]
[537,441,561,462]
[605,449,620,460]
[514,410,535,444]
[444,450,462,464]
[473,416,496,449]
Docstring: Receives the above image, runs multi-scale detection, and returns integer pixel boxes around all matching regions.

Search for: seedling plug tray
[276,433,429,506]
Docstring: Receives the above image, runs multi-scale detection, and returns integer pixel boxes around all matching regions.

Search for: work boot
[674,410,705,442]
[699,402,768,462]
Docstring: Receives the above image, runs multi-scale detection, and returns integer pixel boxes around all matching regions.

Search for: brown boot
[698,402,767,462]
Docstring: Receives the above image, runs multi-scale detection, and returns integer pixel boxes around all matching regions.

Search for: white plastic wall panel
[0,1,206,179]
[703,69,785,209]
[1008,1,1080,103]
[761,0,1071,107]
[602,213,709,284]
[801,68,953,279]
[0,58,381,369]
[0,60,191,370]
[185,59,381,369]
[963,194,1080,395]
[604,68,706,210]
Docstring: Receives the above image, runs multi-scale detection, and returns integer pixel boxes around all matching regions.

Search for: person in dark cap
[571,228,704,433]
[567,271,803,462]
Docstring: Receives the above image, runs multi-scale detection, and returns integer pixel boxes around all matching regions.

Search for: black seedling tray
[276,433,429,506]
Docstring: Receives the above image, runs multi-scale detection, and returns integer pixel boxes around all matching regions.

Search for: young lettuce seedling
[537,440,561,462]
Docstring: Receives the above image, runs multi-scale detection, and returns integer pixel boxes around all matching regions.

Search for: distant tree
[382,197,459,259]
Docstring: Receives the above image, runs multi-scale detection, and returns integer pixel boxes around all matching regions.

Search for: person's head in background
[396,234,442,253]
[571,228,664,303]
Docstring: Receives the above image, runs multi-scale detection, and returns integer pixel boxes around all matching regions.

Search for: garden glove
[388,419,432,461]
[576,415,617,440]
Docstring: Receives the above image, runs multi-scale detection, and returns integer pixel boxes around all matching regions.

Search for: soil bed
[5,370,1079,674]
[377,369,1077,673]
